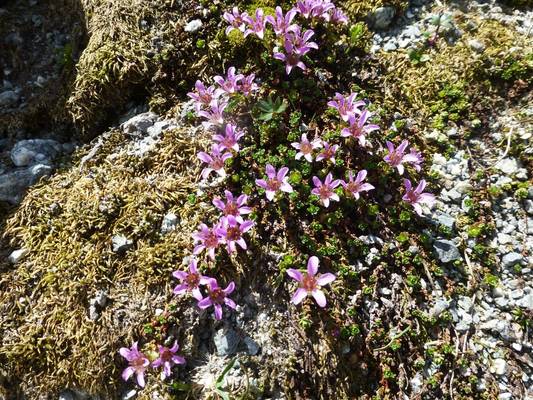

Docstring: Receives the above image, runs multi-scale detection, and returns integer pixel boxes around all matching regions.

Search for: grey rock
[524,199,533,215]
[121,112,157,136]
[0,90,19,107]
[497,233,512,245]
[383,41,397,51]
[410,372,423,395]
[10,139,62,167]
[433,239,461,263]
[468,39,485,53]
[8,248,28,264]
[58,390,75,400]
[429,298,450,318]
[184,19,203,33]
[112,235,133,253]
[244,336,260,356]
[89,305,99,321]
[161,212,179,234]
[436,213,455,229]
[214,328,240,356]
[491,358,506,375]
[495,158,519,175]
[516,293,533,310]
[371,6,396,30]
[501,252,522,268]
[0,164,53,204]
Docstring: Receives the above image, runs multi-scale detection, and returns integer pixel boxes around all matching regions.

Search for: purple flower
[187,80,219,111]
[244,8,267,39]
[341,170,375,200]
[172,259,210,301]
[239,73,259,96]
[212,190,252,223]
[255,164,293,201]
[193,222,223,260]
[327,92,365,122]
[340,109,379,147]
[287,256,336,307]
[310,0,335,21]
[287,27,319,55]
[212,124,244,152]
[119,342,150,388]
[197,99,228,129]
[197,279,237,320]
[295,0,317,18]
[311,173,341,207]
[197,144,232,179]
[273,40,307,75]
[216,215,254,253]
[315,142,339,164]
[265,6,298,36]
[151,341,185,379]
[291,133,322,162]
[383,140,423,175]
[223,7,249,35]
[329,8,348,24]
[402,179,436,216]
[214,67,244,96]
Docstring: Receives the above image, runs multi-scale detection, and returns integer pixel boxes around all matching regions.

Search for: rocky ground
[0,0,531,399]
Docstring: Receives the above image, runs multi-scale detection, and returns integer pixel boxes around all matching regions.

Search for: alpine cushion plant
[315,142,338,164]
[341,170,375,200]
[341,110,380,147]
[197,99,228,130]
[287,256,336,307]
[402,179,436,216]
[311,173,341,207]
[266,6,298,36]
[212,190,252,223]
[187,80,220,111]
[197,144,232,179]
[244,8,267,39]
[193,223,223,260]
[327,92,366,122]
[383,140,424,175]
[214,67,244,96]
[239,73,259,96]
[152,341,185,379]
[212,123,245,152]
[119,342,150,388]
[256,164,293,201]
[223,7,249,35]
[291,133,322,162]
[216,215,255,253]
[198,279,237,320]
[172,259,210,301]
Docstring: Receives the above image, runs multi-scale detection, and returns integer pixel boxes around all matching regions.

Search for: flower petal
[291,288,307,305]
[317,273,336,286]
[311,289,327,307]
[307,256,319,276]
[286,268,303,282]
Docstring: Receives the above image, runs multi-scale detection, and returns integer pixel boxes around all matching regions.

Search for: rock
[501,252,522,268]
[495,158,519,175]
[371,6,396,30]
[515,293,532,310]
[436,213,455,229]
[10,139,62,167]
[383,41,397,51]
[184,19,202,32]
[497,233,512,245]
[121,112,157,136]
[112,235,133,253]
[524,199,533,215]
[8,248,28,264]
[0,90,19,106]
[490,358,506,375]
[244,336,260,356]
[429,298,450,318]
[433,239,461,263]
[161,212,179,234]
[214,328,240,356]
[468,39,485,53]
[410,372,423,395]
[58,390,75,400]
[0,164,53,204]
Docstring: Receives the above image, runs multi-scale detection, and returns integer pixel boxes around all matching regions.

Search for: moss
[344,0,408,21]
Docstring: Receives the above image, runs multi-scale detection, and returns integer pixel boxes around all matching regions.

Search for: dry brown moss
[0,126,207,397]
[344,0,408,21]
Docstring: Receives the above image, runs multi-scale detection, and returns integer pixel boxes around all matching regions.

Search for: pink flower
[212,190,252,223]
[265,6,298,36]
[172,259,210,301]
[197,144,232,179]
[340,109,379,147]
[255,164,293,201]
[273,40,307,75]
[310,0,335,21]
[212,124,244,152]
[287,256,336,307]
[315,142,339,164]
[239,73,259,96]
[402,179,436,216]
[119,342,150,388]
[383,140,423,175]
[197,99,228,129]
[216,215,254,253]
[214,67,244,96]
[341,170,375,200]
[187,80,219,111]
[151,341,185,379]
[287,27,319,55]
[311,173,341,207]
[193,222,223,260]
[244,8,267,39]
[291,133,322,162]
[223,7,249,35]
[327,92,365,122]
[198,279,237,320]
[329,8,348,24]
[295,0,317,18]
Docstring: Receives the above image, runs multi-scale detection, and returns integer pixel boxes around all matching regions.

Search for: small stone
[433,239,461,263]
[161,212,179,234]
[468,39,485,53]
[10,139,62,167]
[8,248,28,264]
[512,343,522,352]
[410,372,423,394]
[244,337,260,356]
[122,389,137,400]
[495,158,519,175]
[112,235,133,253]
[371,6,396,30]
[121,112,157,135]
[94,290,108,307]
[491,358,506,375]
[214,328,240,356]
[436,213,455,229]
[498,393,512,400]
[497,233,513,245]
[524,199,533,215]
[89,304,99,320]
[501,252,522,268]
[0,90,19,107]
[184,19,203,32]
[429,299,450,318]
[58,390,75,400]
[383,41,397,51]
